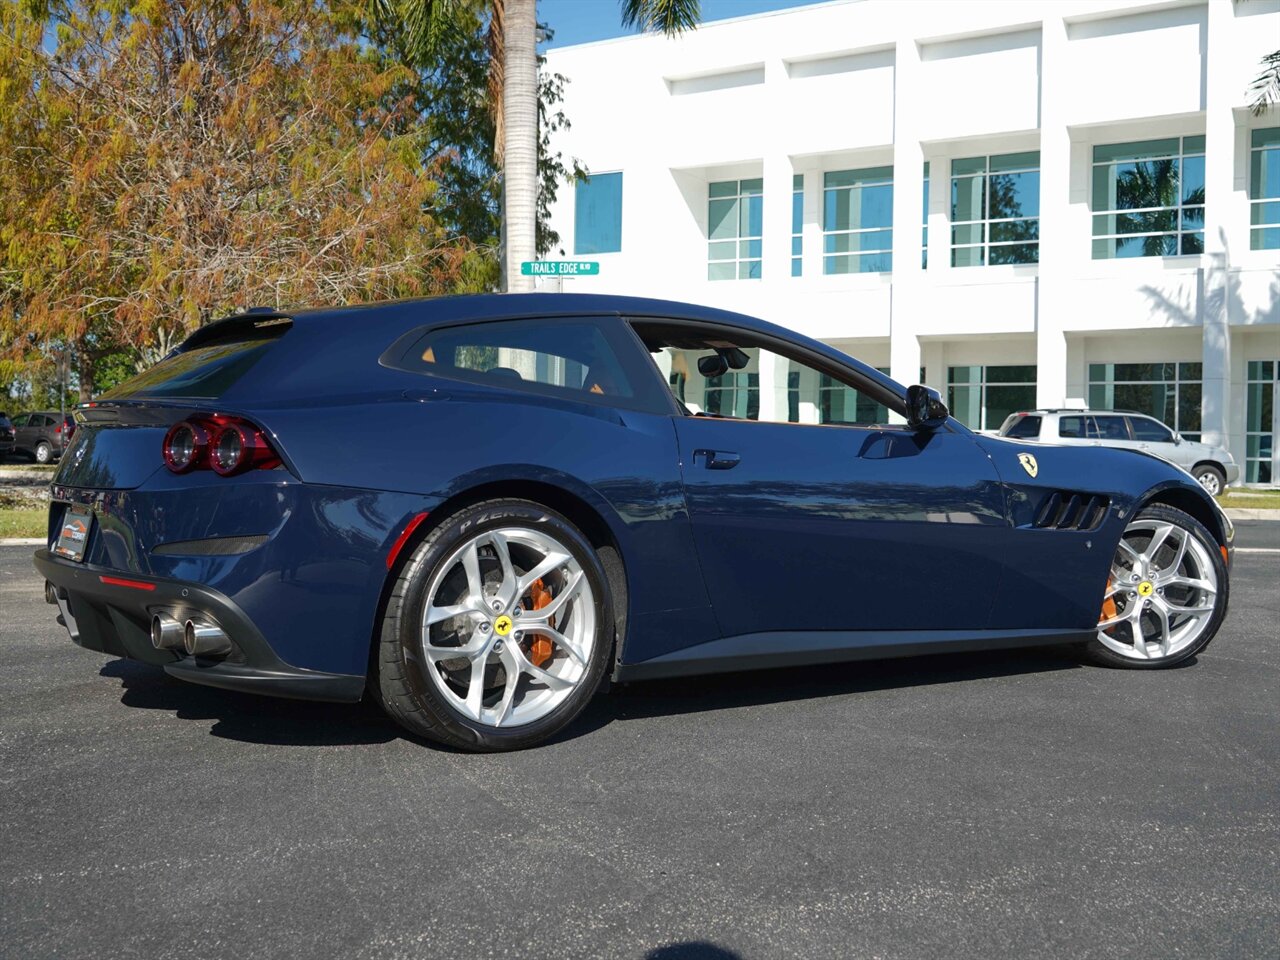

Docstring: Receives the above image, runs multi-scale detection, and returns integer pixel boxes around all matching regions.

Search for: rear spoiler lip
[170,310,294,356]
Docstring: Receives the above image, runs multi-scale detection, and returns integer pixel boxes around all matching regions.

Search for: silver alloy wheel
[35,442,51,464]
[1195,470,1222,496]
[419,526,595,728]
[1097,518,1219,661]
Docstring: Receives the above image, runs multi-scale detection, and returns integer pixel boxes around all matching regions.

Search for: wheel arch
[1136,481,1229,549]
[1190,460,1226,478]
[365,477,631,685]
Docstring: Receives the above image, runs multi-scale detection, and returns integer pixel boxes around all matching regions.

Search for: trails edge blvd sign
[520,261,600,277]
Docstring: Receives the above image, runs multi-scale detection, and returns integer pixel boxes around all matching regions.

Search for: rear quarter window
[388,317,672,415]
[1058,416,1086,438]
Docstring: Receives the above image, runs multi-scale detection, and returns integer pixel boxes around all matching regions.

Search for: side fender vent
[1032,492,1109,532]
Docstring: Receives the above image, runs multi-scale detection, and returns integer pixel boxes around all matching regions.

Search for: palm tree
[387,0,701,291]
[1250,50,1280,116]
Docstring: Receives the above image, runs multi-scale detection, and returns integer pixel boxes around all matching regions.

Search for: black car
[0,413,14,458]
[10,411,76,463]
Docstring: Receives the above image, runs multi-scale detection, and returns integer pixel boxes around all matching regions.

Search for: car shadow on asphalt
[100,645,1097,750]
[99,658,399,747]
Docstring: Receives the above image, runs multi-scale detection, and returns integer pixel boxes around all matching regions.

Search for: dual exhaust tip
[150,612,232,657]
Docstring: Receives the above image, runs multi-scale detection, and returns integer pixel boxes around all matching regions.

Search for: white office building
[543,0,1280,484]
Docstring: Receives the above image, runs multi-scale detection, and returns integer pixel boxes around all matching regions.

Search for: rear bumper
[34,548,365,702]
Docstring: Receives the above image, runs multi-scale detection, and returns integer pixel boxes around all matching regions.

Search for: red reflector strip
[386,512,430,570]
[98,575,157,591]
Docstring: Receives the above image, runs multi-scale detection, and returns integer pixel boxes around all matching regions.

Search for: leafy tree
[0,0,476,400]
[383,0,703,290]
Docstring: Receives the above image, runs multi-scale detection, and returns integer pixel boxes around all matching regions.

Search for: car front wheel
[1086,504,1228,668]
[1192,464,1225,496]
[376,499,613,751]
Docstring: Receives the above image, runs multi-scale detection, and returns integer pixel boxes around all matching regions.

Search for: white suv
[997,410,1240,495]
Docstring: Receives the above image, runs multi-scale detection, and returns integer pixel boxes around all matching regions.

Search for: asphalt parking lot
[1,524,1277,960]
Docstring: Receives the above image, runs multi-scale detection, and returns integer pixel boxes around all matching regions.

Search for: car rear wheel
[376,499,613,751]
[1192,464,1225,496]
[34,441,52,464]
[1086,504,1228,668]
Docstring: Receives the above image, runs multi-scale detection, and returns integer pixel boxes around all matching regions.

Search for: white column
[1034,12,1070,408]
[802,164,822,279]
[889,36,924,389]
[1200,0,1235,452]
[762,58,794,288]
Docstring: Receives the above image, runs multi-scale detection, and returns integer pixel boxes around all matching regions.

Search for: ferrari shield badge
[1018,452,1039,478]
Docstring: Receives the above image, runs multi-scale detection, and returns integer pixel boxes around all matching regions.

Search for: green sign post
[520,260,600,277]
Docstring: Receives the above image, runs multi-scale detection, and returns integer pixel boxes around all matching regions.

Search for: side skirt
[613,627,1094,683]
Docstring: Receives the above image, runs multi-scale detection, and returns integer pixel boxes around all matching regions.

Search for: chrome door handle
[693,449,740,470]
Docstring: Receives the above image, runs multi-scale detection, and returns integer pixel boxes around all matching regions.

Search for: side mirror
[906,385,949,431]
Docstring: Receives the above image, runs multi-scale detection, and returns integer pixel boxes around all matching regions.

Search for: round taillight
[210,423,248,476]
[163,421,208,473]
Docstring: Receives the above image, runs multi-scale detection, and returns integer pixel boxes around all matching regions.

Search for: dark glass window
[1128,416,1174,442]
[1059,416,1086,438]
[102,339,276,400]
[405,319,635,401]
[1093,416,1130,440]
[1003,415,1041,438]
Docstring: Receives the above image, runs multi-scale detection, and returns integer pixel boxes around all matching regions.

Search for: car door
[631,321,1011,638]
[1126,415,1185,466]
[1091,413,1137,451]
[10,414,31,452]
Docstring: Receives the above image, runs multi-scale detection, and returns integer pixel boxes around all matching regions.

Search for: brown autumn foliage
[0,0,488,400]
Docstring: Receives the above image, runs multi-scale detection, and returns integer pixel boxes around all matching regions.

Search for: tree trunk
[76,339,95,404]
[502,0,538,293]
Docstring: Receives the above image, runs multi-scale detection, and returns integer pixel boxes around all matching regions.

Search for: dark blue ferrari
[35,294,1233,750]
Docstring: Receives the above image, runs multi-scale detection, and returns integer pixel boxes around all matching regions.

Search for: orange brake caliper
[525,578,555,667]
[1100,575,1117,624]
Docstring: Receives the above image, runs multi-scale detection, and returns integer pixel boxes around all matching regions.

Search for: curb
[0,538,43,547]
[1224,508,1280,521]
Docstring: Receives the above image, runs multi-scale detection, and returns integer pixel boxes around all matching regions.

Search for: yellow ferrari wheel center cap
[1137,581,1154,597]
[494,615,513,636]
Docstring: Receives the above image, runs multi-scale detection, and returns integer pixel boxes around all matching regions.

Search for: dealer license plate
[53,504,93,562]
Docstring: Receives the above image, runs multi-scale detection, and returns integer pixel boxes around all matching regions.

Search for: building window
[573,172,622,255]
[1246,360,1277,484]
[948,365,1037,431]
[708,178,762,281]
[1250,128,1280,251]
[1087,363,1201,442]
[791,174,803,277]
[823,167,892,274]
[922,162,930,269]
[950,152,1040,267]
[1091,137,1204,259]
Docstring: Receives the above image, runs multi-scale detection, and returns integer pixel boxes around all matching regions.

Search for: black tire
[1191,464,1226,497]
[376,498,614,751]
[34,441,52,465]
[1083,503,1229,669]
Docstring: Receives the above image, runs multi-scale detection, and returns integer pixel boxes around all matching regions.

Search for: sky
[538,0,828,49]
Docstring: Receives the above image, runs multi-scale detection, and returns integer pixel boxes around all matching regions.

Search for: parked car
[0,412,15,459]
[998,409,1240,496]
[10,411,76,464]
[36,295,1233,751]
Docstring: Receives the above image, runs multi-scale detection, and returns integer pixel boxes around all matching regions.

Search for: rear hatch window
[101,338,276,400]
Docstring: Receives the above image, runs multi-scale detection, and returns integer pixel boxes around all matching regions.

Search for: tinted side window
[633,321,899,427]
[400,318,637,402]
[10,415,28,428]
[1094,416,1130,440]
[1058,416,1085,438]
[1129,416,1173,442]
[1004,415,1041,438]
[35,414,54,427]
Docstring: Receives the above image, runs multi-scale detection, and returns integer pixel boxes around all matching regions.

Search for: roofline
[542,0,866,55]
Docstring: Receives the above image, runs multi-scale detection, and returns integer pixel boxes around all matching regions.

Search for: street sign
[520,260,600,277]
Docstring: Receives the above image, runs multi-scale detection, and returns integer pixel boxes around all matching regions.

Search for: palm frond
[1249,50,1280,117]
[619,0,701,37]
